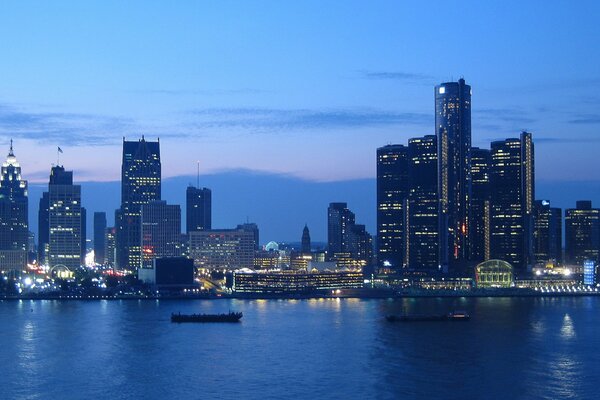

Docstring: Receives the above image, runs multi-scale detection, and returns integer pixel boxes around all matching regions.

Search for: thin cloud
[0,103,133,145]
[568,114,600,124]
[190,107,432,131]
[361,70,434,82]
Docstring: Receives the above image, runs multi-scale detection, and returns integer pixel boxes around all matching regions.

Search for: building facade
[376,144,409,270]
[141,200,182,268]
[116,137,161,270]
[436,78,472,273]
[533,200,562,265]
[188,229,255,269]
[93,212,107,265]
[470,147,491,263]
[0,141,28,272]
[186,186,211,233]
[565,201,600,266]
[47,166,82,270]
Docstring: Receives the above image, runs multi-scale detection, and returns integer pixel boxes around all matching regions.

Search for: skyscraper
[186,186,211,233]
[0,141,28,272]
[47,165,82,270]
[565,201,600,265]
[406,135,438,270]
[236,222,259,250]
[376,144,409,270]
[117,137,161,269]
[436,78,472,273]
[533,200,562,265]
[489,132,535,272]
[327,202,355,257]
[470,147,491,263]
[94,212,107,265]
[141,200,182,268]
[38,192,49,264]
[301,224,311,254]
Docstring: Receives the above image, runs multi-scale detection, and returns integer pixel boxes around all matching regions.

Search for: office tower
[376,144,409,269]
[0,141,28,272]
[105,227,116,267]
[141,200,182,268]
[236,222,259,250]
[186,186,211,233]
[188,228,256,269]
[489,132,535,272]
[347,224,373,265]
[94,212,107,265]
[470,147,491,263]
[301,224,311,254]
[328,202,356,258]
[436,78,472,273]
[565,201,600,265]
[405,135,439,270]
[38,192,49,264]
[533,200,562,265]
[117,137,161,269]
[81,207,87,264]
[47,165,82,270]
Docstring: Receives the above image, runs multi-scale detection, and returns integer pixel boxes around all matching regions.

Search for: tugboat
[171,311,243,323]
[386,310,470,322]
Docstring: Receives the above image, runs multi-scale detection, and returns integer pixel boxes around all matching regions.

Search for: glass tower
[117,137,161,269]
[435,78,472,273]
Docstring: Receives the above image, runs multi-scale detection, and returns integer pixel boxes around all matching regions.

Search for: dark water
[1,297,598,399]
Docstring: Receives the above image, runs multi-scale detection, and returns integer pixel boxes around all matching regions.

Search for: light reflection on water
[0,297,599,400]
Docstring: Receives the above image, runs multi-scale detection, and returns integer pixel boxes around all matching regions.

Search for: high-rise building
[0,141,28,272]
[327,202,355,257]
[347,224,373,266]
[236,222,259,250]
[186,186,211,233]
[565,201,600,266]
[405,135,439,270]
[470,147,491,263]
[117,137,161,269]
[81,207,87,265]
[533,200,562,265]
[301,224,311,254]
[141,200,182,268]
[436,78,472,273]
[38,192,49,264]
[489,132,535,272]
[93,212,107,265]
[105,227,116,267]
[376,144,409,270]
[48,165,82,270]
[188,229,255,269]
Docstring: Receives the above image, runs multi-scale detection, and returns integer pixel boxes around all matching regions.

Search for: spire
[8,139,14,157]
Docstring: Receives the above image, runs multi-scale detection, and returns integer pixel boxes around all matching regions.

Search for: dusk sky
[2,1,600,241]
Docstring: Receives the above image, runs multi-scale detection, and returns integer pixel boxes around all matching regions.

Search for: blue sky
[2,1,600,240]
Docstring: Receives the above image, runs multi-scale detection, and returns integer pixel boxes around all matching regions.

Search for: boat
[171,311,243,323]
[386,310,470,322]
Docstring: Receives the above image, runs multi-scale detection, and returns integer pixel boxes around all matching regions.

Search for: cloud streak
[361,70,434,82]
[190,107,432,131]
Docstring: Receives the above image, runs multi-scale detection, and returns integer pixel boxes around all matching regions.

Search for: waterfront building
[475,259,514,288]
[93,212,107,265]
[301,224,311,254]
[186,186,211,233]
[105,227,116,267]
[347,224,373,266]
[327,202,355,257]
[583,260,596,285]
[188,228,255,269]
[138,257,195,288]
[565,201,600,265]
[231,269,363,294]
[436,78,472,273]
[37,192,49,264]
[488,131,535,273]
[236,222,259,250]
[141,200,182,268]
[47,165,83,270]
[0,141,28,272]
[470,147,490,263]
[533,200,562,265]
[376,144,409,270]
[116,137,161,270]
[406,135,438,271]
